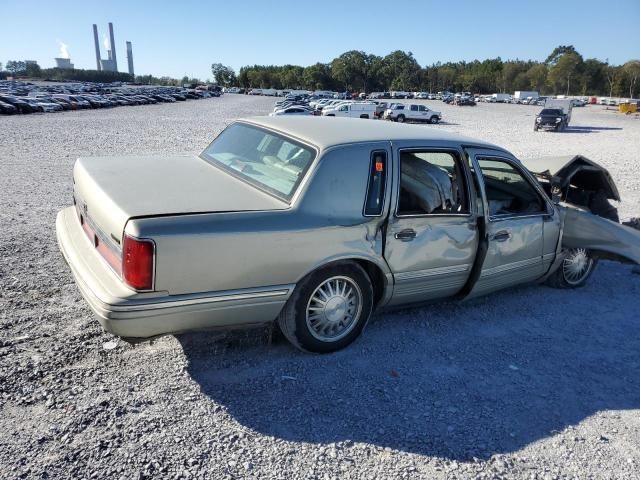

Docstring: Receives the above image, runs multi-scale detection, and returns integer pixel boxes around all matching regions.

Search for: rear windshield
[540,109,562,115]
[200,123,316,201]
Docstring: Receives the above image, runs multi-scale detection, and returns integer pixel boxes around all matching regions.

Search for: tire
[430,116,439,124]
[277,262,374,353]
[396,114,405,123]
[546,248,597,289]
[360,114,369,119]
[534,125,538,131]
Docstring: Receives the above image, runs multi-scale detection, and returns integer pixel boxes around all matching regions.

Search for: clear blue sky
[1,0,638,80]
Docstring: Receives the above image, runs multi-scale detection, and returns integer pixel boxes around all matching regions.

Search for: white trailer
[514,91,539,101]
[490,93,512,103]
[544,98,573,124]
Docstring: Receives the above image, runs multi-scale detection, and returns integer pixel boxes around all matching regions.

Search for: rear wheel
[277,262,373,353]
[546,248,597,289]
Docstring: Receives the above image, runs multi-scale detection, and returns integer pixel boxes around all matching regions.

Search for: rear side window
[364,151,387,216]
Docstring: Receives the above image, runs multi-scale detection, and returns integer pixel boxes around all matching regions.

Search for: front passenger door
[466,153,553,297]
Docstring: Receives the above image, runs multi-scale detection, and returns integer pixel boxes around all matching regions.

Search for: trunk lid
[73,154,289,246]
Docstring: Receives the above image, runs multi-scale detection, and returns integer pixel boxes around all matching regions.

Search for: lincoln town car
[56,117,640,352]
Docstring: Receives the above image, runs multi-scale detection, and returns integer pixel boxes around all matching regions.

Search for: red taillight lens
[122,234,155,290]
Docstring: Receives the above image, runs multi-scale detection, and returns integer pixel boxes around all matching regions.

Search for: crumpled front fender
[561,206,640,265]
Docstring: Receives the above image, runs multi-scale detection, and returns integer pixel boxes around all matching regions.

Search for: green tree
[302,63,332,90]
[526,63,548,92]
[580,59,607,95]
[548,52,581,95]
[545,45,580,65]
[605,64,620,98]
[25,62,41,77]
[6,60,26,75]
[381,51,421,91]
[210,63,237,86]
[623,60,640,98]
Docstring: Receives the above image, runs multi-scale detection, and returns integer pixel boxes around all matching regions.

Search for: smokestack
[126,41,134,76]
[108,22,117,72]
[92,24,101,71]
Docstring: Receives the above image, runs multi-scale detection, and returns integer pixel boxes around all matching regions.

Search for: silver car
[56,117,640,352]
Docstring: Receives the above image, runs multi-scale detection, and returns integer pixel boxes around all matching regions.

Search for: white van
[322,102,376,119]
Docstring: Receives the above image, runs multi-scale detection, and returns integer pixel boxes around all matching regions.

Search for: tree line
[212,46,640,98]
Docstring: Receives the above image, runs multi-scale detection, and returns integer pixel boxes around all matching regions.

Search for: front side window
[419,105,427,112]
[200,123,315,201]
[476,158,545,217]
[398,151,468,215]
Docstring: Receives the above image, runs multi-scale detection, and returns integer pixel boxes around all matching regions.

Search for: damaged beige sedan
[56,117,640,353]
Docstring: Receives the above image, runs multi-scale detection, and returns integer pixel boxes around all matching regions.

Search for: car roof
[242,116,500,151]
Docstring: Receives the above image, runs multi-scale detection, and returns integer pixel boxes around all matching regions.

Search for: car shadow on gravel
[564,126,624,133]
[178,262,640,461]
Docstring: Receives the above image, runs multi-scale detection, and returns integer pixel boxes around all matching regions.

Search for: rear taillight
[122,234,155,290]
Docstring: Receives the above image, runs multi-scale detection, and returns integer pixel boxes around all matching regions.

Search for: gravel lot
[1,95,639,480]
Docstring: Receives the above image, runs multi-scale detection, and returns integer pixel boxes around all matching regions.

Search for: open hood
[522,155,621,202]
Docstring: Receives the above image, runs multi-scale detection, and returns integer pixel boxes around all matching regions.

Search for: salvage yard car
[384,103,442,123]
[56,117,640,353]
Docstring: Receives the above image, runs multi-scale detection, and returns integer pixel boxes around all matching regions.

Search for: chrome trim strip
[109,286,294,312]
[543,252,556,262]
[481,257,540,277]
[396,264,471,282]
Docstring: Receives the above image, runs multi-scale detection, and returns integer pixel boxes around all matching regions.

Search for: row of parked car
[0,80,221,115]
[268,93,443,123]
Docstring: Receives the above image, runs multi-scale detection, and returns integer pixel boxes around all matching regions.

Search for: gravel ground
[1,96,639,480]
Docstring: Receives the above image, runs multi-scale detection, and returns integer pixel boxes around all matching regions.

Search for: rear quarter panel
[126,142,393,296]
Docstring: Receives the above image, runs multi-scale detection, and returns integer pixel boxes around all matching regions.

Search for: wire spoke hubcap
[306,276,362,342]
[562,248,593,285]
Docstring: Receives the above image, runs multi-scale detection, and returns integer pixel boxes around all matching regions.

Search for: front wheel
[546,248,597,289]
[277,262,373,353]
[396,115,405,123]
[430,116,439,124]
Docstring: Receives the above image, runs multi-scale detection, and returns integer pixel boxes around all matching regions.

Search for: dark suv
[534,108,567,131]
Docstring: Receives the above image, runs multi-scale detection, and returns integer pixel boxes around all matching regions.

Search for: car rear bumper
[56,207,293,339]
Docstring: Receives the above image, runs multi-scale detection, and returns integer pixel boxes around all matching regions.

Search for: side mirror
[550,176,562,205]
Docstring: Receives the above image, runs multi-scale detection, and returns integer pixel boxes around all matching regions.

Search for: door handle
[395,229,417,241]
[491,231,511,242]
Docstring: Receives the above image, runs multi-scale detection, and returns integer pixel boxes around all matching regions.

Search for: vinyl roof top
[242,116,501,151]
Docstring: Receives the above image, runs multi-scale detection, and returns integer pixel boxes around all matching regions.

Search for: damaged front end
[523,155,640,267]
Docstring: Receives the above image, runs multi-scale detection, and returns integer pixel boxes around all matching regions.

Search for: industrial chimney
[126,41,134,76]
[92,24,101,71]
[108,22,118,72]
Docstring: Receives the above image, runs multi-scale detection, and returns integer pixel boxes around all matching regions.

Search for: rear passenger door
[384,145,479,305]
[466,150,555,297]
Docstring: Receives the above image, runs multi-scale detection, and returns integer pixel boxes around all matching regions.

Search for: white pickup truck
[384,103,441,123]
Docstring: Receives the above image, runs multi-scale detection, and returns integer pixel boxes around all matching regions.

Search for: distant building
[93,22,119,72]
[55,58,74,69]
[126,41,134,76]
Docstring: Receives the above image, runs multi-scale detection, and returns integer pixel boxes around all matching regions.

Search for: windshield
[200,123,316,201]
[540,109,562,115]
